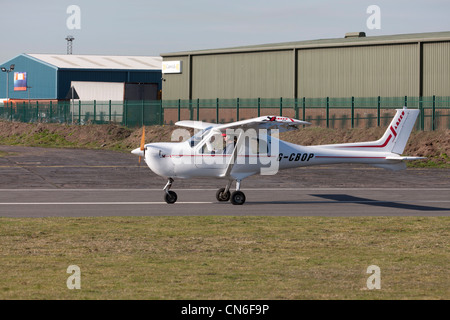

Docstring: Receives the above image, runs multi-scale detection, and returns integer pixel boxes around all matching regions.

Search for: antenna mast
[65,35,75,54]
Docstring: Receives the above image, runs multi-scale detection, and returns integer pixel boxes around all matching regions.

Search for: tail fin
[378,107,419,154]
[328,107,419,154]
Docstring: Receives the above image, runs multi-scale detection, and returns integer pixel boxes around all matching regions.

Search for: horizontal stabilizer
[385,156,426,161]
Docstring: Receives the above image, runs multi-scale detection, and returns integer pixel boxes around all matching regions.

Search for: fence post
[302,97,306,121]
[404,96,407,107]
[377,96,381,127]
[351,96,354,129]
[257,97,261,117]
[50,101,53,122]
[63,101,67,123]
[9,101,12,121]
[216,98,219,123]
[236,98,240,122]
[417,97,424,131]
[196,98,199,121]
[432,95,436,131]
[109,100,112,123]
[326,97,329,128]
[36,101,39,122]
[294,98,298,119]
[78,100,81,124]
[93,100,97,124]
[279,97,283,116]
[177,99,181,122]
[124,100,128,127]
[160,100,163,125]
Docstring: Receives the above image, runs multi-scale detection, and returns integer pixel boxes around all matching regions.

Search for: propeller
[139,126,145,165]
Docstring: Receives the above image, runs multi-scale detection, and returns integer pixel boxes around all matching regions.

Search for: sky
[0,0,450,63]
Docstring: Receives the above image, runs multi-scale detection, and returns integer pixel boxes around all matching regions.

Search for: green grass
[0,130,77,148]
[407,153,450,168]
[0,216,448,300]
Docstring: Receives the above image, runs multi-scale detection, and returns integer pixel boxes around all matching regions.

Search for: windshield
[187,127,212,147]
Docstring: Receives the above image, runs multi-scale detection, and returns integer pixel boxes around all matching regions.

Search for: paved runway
[0,188,449,217]
[0,146,449,217]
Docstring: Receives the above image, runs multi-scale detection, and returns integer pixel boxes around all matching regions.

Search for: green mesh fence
[1,96,449,130]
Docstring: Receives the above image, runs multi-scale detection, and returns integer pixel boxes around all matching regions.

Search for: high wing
[175,120,221,130]
[215,116,311,133]
[176,116,310,133]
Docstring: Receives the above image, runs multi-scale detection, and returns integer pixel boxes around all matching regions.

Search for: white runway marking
[1,188,450,191]
[0,202,214,205]
[1,201,449,205]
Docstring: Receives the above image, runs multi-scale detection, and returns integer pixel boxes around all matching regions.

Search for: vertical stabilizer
[324,107,420,154]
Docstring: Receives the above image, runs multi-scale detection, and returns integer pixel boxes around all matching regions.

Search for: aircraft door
[195,131,230,169]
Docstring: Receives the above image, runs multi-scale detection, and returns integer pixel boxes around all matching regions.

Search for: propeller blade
[140,126,145,151]
[138,126,145,167]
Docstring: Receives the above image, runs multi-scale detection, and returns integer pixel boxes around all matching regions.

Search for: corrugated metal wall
[191,50,293,99]
[297,44,419,98]
[162,33,450,101]
[58,69,162,100]
[1,54,162,100]
[161,57,190,100]
[0,55,57,99]
[71,81,125,100]
[423,42,450,96]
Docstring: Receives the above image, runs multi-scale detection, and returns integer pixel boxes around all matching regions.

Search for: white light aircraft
[132,107,424,205]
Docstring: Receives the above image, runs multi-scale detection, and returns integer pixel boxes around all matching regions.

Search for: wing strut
[220,130,244,178]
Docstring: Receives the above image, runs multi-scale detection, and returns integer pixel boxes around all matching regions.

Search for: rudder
[385,107,420,154]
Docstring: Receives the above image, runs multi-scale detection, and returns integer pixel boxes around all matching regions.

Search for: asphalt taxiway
[0,146,449,217]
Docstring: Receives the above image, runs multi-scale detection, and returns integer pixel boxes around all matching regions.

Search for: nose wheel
[163,178,177,204]
[216,188,231,202]
[164,190,177,204]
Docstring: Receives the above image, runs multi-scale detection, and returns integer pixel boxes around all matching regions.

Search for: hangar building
[160,31,450,100]
[0,54,162,101]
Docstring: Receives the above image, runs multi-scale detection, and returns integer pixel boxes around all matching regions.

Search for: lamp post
[1,64,15,101]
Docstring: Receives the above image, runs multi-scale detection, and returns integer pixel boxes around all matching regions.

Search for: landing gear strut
[163,178,177,204]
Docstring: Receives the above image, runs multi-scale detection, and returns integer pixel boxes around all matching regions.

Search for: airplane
[131,107,424,205]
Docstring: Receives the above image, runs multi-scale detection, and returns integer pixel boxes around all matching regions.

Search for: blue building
[0,53,162,101]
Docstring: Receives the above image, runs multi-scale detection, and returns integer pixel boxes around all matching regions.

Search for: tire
[164,191,177,204]
[216,188,231,202]
[230,191,246,205]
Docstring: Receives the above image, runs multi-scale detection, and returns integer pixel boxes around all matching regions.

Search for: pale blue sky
[1,0,449,63]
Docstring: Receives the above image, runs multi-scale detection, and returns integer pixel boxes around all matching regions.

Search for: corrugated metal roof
[161,31,450,56]
[26,54,162,70]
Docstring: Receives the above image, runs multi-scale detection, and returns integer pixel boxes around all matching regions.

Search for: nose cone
[141,143,175,177]
[131,147,144,157]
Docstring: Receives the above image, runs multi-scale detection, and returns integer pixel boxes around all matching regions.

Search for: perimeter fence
[0,96,449,130]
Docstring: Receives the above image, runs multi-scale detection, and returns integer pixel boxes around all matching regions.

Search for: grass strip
[0,216,448,299]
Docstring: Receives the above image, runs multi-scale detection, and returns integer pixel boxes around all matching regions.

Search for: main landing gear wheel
[230,191,246,205]
[216,188,231,202]
[164,190,177,204]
